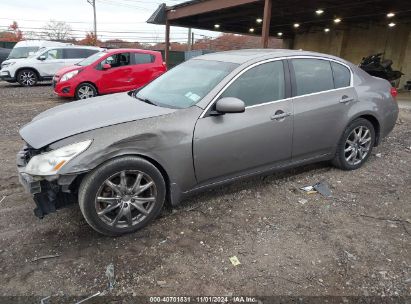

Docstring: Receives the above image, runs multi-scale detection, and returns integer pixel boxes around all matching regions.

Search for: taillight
[390,87,398,100]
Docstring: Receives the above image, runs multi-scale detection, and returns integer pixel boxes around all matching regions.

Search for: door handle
[271,111,291,120]
[339,96,355,104]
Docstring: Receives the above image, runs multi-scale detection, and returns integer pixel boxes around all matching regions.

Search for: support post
[188,28,192,51]
[261,0,272,48]
[192,32,195,50]
[165,20,170,67]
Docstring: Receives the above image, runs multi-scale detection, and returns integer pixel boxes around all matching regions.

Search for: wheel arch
[352,113,381,146]
[76,81,99,94]
[15,67,40,79]
[78,152,174,207]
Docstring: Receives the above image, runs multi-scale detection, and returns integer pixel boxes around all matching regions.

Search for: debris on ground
[40,296,50,304]
[157,280,167,287]
[313,182,332,197]
[229,256,241,266]
[300,182,332,197]
[74,292,101,304]
[298,199,308,205]
[31,254,60,262]
[0,196,5,204]
[105,263,115,290]
[344,250,357,261]
[375,153,382,158]
[300,185,314,192]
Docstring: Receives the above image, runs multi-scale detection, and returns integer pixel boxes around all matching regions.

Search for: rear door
[96,52,133,93]
[129,52,158,89]
[193,60,294,184]
[289,58,357,161]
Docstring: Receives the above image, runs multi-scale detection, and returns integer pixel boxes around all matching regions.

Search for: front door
[37,49,65,76]
[97,52,133,93]
[193,60,294,184]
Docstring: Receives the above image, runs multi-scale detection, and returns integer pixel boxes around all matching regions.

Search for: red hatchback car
[53,49,166,100]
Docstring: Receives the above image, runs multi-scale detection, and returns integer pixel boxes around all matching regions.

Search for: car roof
[39,46,102,51]
[104,48,160,54]
[194,49,349,65]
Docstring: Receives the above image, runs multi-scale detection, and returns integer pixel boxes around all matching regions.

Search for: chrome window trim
[199,55,354,118]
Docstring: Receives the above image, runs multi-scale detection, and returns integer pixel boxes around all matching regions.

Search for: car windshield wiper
[136,96,157,106]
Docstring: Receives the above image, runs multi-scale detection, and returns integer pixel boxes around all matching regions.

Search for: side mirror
[38,55,46,61]
[102,63,111,70]
[214,97,245,114]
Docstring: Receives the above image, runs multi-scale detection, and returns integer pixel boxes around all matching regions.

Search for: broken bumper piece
[17,147,78,219]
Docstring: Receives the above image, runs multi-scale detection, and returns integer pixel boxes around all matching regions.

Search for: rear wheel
[17,69,38,87]
[79,157,166,236]
[75,83,97,100]
[332,118,375,170]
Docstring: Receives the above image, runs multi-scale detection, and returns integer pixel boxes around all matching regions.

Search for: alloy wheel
[77,85,96,99]
[344,126,372,166]
[19,71,36,86]
[95,170,157,229]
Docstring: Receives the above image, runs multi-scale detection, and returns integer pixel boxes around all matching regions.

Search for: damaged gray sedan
[17,49,398,236]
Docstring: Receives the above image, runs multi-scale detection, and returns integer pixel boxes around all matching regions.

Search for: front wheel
[17,69,38,87]
[79,157,166,236]
[75,83,97,100]
[332,118,375,170]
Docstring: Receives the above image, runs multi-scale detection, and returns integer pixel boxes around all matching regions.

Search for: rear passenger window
[64,49,98,59]
[331,62,351,88]
[133,53,154,64]
[219,61,285,107]
[64,49,87,59]
[291,59,334,96]
[84,49,99,57]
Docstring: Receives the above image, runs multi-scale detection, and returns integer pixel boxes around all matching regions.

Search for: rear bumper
[17,147,79,218]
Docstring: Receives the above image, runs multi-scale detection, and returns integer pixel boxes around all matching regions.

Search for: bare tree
[42,20,72,41]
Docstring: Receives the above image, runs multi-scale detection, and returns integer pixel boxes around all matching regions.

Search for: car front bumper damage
[17,145,78,219]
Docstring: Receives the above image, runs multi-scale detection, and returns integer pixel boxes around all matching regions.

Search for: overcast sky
[0,0,221,43]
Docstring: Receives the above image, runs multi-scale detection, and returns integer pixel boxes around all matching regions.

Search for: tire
[17,69,38,87]
[332,118,376,170]
[79,157,166,236]
[75,83,97,100]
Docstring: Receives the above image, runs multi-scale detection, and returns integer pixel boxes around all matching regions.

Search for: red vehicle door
[129,52,165,89]
[96,52,134,94]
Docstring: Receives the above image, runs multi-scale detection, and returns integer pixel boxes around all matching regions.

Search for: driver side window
[100,53,130,69]
[219,60,285,107]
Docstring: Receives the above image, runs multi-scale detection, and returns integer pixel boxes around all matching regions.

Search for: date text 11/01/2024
[149,296,258,303]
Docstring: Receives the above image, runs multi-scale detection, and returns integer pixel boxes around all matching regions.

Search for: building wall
[292,23,411,88]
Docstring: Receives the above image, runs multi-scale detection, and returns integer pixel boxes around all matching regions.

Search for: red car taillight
[390,87,398,100]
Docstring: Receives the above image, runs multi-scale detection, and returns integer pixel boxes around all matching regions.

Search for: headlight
[25,140,92,176]
[60,70,80,82]
[1,62,15,68]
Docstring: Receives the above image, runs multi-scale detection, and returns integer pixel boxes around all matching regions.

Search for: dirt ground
[0,81,410,300]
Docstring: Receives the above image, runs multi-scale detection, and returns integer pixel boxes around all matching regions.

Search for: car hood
[55,65,82,77]
[20,93,177,149]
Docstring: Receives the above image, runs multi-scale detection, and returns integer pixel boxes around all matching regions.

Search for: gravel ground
[0,81,410,299]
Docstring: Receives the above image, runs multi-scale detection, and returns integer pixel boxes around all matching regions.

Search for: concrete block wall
[292,23,411,88]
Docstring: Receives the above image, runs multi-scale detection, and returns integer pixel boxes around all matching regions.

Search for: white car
[0,46,102,86]
[1,40,69,68]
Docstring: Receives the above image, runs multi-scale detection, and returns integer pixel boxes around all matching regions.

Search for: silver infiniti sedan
[17,49,399,236]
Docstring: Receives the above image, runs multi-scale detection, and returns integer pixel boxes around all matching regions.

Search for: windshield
[77,51,106,66]
[136,59,239,109]
[7,47,39,59]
